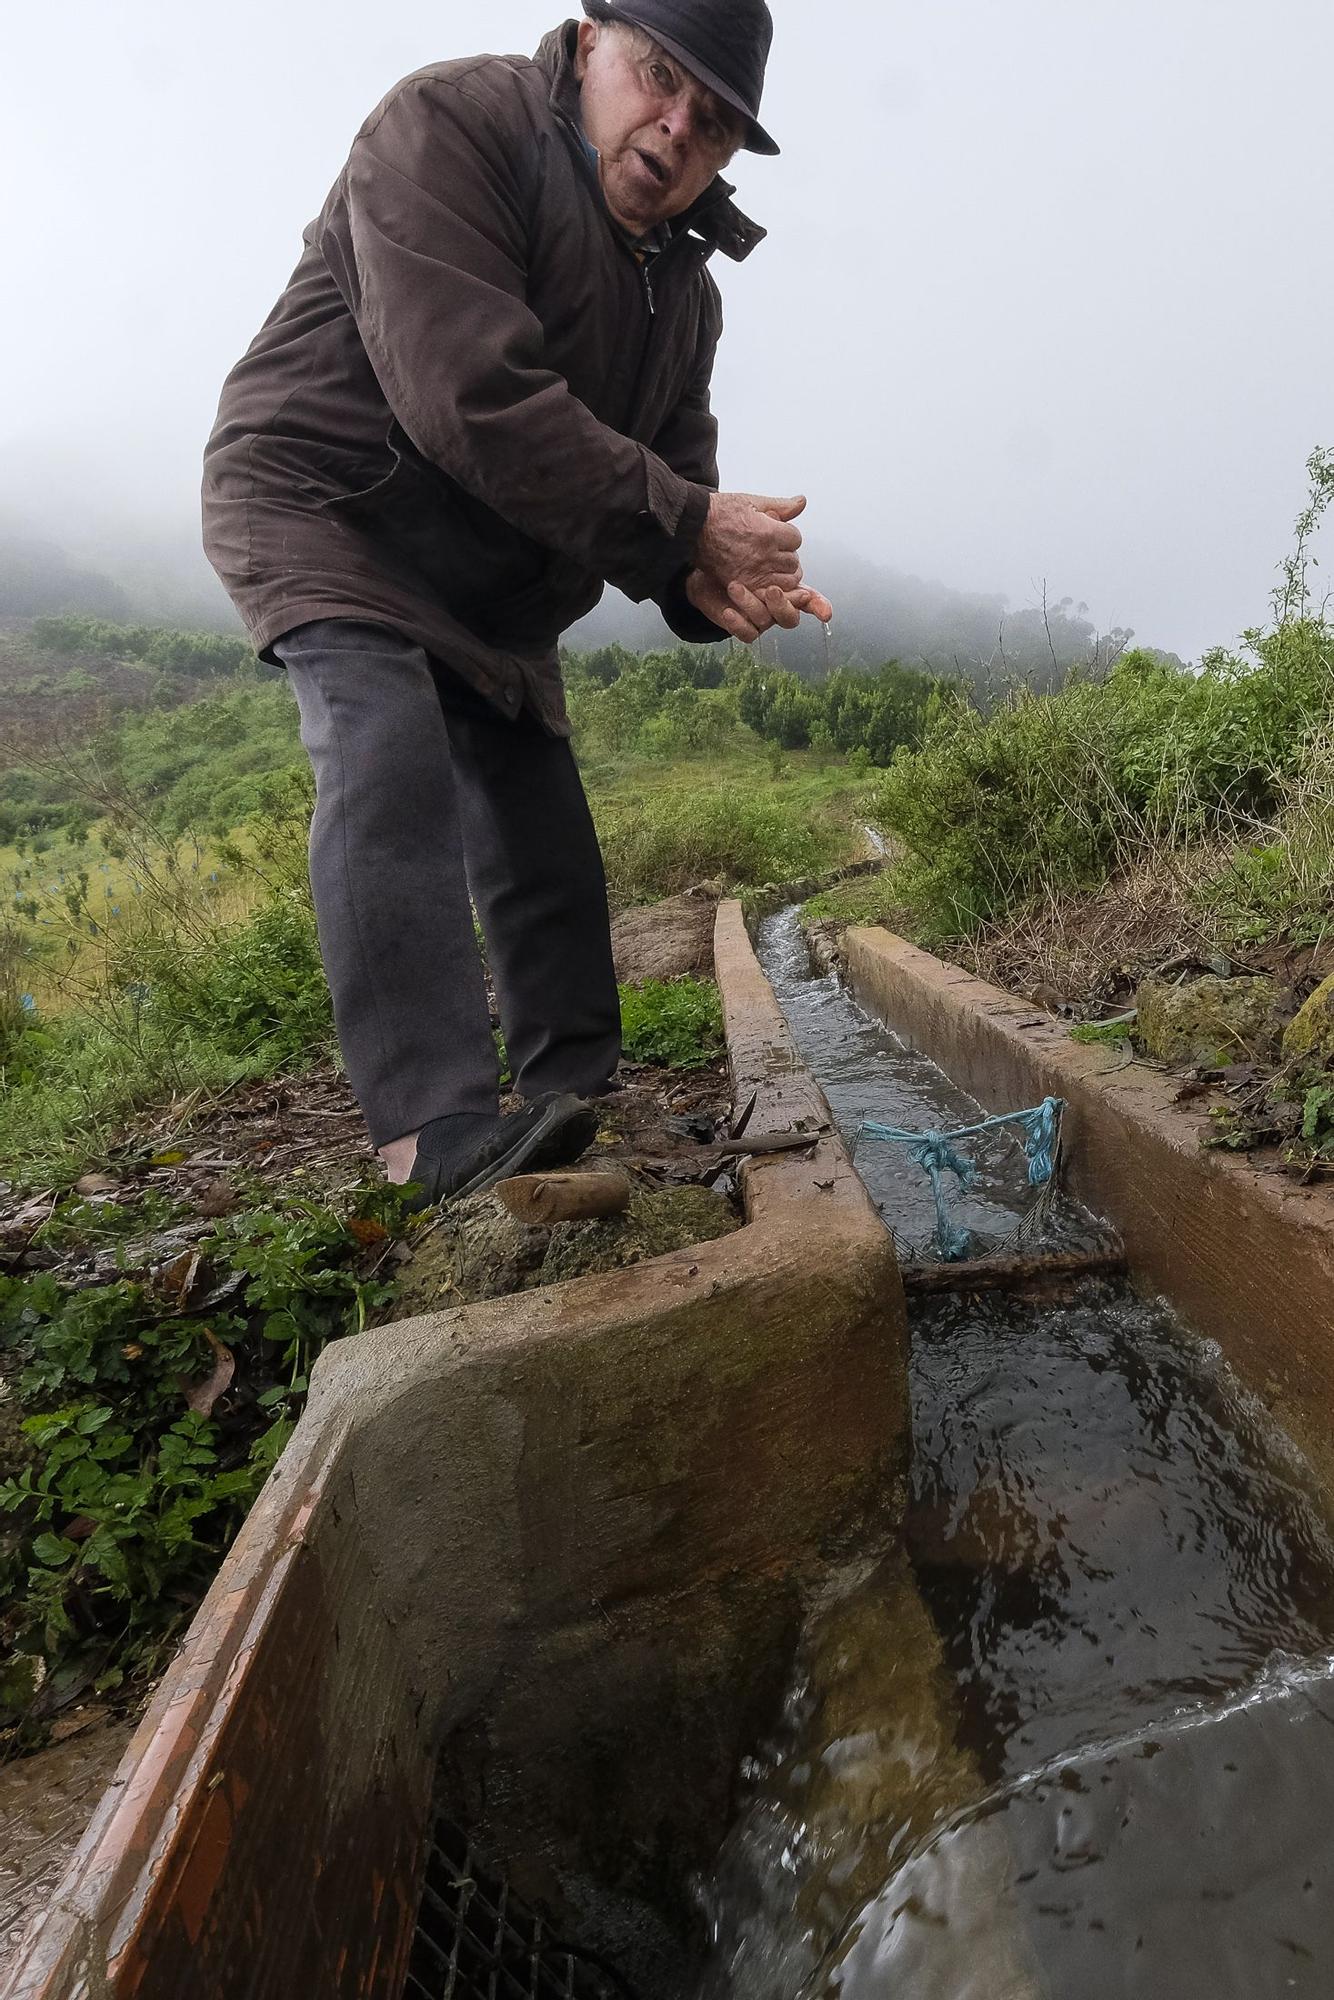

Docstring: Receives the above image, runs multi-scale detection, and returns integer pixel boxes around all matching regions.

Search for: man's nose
[657,96,693,148]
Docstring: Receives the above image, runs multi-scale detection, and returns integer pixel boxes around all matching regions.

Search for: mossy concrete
[1136,973,1281,1067]
[1284,972,1334,1062]
[381,1183,738,1316]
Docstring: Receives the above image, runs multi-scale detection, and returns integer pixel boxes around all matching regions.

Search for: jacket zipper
[552,107,700,429]
[626,233,698,431]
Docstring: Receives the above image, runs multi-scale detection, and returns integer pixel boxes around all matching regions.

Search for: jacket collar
[539,22,767,264]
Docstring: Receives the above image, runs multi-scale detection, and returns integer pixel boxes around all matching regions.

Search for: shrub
[567,646,737,759]
[619,976,724,1069]
[136,889,332,1065]
[596,783,841,904]
[736,662,940,763]
[30,615,256,679]
[872,626,1334,941]
[1199,726,1334,947]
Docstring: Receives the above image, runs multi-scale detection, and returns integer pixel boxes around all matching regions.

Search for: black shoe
[404,1092,601,1211]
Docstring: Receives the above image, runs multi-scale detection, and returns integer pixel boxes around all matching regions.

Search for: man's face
[575,19,743,237]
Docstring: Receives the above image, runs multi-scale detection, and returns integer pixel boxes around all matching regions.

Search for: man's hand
[686,571,835,645]
[696,492,807,595]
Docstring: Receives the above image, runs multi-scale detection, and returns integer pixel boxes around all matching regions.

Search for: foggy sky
[3,0,1332,659]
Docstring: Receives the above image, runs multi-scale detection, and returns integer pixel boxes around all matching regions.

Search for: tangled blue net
[857,1096,1065,1261]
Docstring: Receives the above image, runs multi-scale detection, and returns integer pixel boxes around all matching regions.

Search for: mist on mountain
[0,505,1167,694]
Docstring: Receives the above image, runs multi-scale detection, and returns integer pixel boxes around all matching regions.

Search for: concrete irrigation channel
[7,906,1334,1999]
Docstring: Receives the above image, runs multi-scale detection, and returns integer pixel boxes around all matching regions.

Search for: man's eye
[649,60,675,89]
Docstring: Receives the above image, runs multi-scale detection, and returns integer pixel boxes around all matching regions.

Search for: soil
[610,890,717,984]
[0,1057,737,1284]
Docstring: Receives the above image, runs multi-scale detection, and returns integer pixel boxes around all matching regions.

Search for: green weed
[0,1181,411,1730]
[801,873,903,931]
[595,774,852,904]
[619,977,725,1070]
[1069,1021,1134,1047]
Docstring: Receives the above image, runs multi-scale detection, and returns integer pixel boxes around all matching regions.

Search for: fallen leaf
[75,1173,120,1198]
[8,1195,57,1231]
[346,1218,388,1246]
[185,1331,236,1418]
[49,1705,110,1744]
[152,1248,206,1310]
[196,1179,239,1219]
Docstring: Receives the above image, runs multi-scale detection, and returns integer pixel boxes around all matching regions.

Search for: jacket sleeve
[647,295,730,644]
[316,71,711,602]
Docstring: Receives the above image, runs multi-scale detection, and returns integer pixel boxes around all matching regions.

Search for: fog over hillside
[3,0,1331,662]
[0,505,1152,687]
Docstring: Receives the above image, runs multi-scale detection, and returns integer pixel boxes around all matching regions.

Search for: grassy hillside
[0,633,907,1189]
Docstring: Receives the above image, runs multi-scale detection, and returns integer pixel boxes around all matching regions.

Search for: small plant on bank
[619,977,725,1071]
[801,873,903,932]
[0,1181,414,1739]
[1069,1021,1135,1048]
[595,776,851,905]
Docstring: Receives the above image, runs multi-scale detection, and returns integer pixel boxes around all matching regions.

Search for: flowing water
[695,911,1334,2000]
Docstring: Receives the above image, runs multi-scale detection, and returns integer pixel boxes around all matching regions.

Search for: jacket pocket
[314,433,405,515]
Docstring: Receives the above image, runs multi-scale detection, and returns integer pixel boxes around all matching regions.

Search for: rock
[380,1184,739,1319]
[610,893,716,985]
[805,919,846,977]
[1135,974,1281,1067]
[1283,972,1334,1063]
[539,1185,735,1285]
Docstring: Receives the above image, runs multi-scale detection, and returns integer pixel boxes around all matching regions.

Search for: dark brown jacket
[201,21,764,731]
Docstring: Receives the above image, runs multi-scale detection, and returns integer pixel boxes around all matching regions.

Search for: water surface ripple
[695,912,1334,2000]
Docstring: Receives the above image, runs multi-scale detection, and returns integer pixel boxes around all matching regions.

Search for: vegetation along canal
[697,908,1334,1999]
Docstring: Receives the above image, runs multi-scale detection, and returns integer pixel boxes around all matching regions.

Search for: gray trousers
[274,620,621,1148]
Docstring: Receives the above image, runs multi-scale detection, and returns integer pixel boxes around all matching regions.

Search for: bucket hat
[582,0,780,155]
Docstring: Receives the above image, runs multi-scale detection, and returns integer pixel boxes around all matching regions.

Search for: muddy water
[0,1717,134,1971]
[696,912,1334,1999]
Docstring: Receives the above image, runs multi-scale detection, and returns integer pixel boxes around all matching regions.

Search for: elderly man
[202,0,831,1206]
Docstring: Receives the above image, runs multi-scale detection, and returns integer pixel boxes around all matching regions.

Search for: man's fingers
[752,541,801,573]
[728,582,776,635]
[761,586,802,631]
[790,587,835,623]
[720,601,761,643]
[763,522,803,556]
[746,493,807,523]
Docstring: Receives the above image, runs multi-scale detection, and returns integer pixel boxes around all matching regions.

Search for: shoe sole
[438,1095,600,1208]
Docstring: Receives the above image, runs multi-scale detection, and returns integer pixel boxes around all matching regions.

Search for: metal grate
[404,1814,637,2000]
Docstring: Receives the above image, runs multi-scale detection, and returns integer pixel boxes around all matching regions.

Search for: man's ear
[574,19,599,80]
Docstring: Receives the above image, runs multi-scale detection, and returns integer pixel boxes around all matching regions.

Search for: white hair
[601,19,657,58]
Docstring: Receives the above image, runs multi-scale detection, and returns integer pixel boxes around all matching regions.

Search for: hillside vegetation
[0,634,924,1189]
[1,454,1331,1738]
[873,449,1334,955]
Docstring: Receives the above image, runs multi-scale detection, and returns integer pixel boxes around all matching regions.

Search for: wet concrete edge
[844,924,1334,1496]
[1,908,909,2000]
